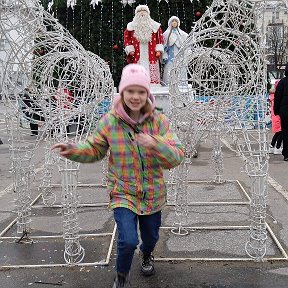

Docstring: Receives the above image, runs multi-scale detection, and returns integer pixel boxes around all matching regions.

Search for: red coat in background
[124,22,164,84]
[270,80,281,133]
[63,88,74,109]
[53,88,74,111]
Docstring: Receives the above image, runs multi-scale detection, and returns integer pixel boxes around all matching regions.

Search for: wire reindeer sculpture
[169,0,269,261]
[0,0,113,263]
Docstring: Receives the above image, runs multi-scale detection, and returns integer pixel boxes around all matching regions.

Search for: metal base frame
[162,179,288,261]
[0,189,116,268]
[156,224,288,262]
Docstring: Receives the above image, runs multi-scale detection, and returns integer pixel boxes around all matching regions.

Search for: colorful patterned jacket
[66,95,184,215]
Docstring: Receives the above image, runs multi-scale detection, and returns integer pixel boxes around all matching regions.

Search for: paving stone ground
[1,101,288,287]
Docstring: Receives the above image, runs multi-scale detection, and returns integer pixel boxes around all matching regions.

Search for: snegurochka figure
[162,16,188,85]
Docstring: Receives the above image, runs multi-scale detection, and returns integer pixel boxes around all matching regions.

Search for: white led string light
[1,0,113,263]
[169,0,270,261]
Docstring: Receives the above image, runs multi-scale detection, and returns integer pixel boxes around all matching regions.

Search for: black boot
[112,272,129,288]
[140,253,155,276]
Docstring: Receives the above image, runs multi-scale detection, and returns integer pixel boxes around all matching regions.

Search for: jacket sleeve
[155,27,164,53]
[66,116,109,163]
[151,114,184,169]
[124,29,135,55]
[274,80,284,116]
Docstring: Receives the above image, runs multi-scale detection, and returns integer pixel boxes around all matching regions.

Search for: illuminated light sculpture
[0,0,113,263]
[169,0,269,260]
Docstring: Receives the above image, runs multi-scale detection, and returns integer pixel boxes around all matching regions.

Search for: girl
[52,64,184,288]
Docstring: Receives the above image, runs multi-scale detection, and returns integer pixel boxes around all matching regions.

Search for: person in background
[51,85,74,135]
[51,64,184,288]
[274,63,288,161]
[269,80,282,155]
[20,85,44,136]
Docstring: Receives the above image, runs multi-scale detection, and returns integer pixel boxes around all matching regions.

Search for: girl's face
[123,85,148,113]
[172,20,178,28]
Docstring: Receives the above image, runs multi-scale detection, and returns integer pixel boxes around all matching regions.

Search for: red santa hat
[135,4,150,15]
[118,64,151,97]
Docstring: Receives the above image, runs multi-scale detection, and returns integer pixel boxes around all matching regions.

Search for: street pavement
[1,100,288,288]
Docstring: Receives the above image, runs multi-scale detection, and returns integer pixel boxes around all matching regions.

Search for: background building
[254,0,288,83]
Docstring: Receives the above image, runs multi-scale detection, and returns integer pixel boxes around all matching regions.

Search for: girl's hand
[51,143,73,157]
[136,133,156,149]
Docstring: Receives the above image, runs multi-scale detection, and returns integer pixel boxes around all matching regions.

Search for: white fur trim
[155,44,164,53]
[151,20,161,33]
[135,4,150,15]
[168,16,180,27]
[163,28,188,48]
[127,19,161,33]
[139,43,150,75]
[127,22,134,31]
[163,27,188,47]
[124,45,135,55]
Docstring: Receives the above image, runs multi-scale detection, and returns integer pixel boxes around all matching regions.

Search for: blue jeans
[113,207,161,274]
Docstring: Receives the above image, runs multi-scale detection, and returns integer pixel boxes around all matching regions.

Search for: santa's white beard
[133,14,153,43]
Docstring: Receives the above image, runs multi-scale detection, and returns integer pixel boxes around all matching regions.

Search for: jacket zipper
[127,129,145,172]
[127,129,145,200]
[120,118,147,201]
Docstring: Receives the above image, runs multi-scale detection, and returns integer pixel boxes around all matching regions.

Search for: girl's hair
[166,19,179,47]
[166,26,179,47]
[121,94,153,116]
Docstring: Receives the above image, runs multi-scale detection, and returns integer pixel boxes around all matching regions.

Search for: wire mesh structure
[169,0,269,261]
[0,0,114,263]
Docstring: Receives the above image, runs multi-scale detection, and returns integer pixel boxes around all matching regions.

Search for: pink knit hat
[118,64,151,96]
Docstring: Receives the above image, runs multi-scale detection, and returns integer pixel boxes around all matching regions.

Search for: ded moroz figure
[124,5,164,84]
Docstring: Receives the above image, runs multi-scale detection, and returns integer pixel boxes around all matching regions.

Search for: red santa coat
[124,20,164,83]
